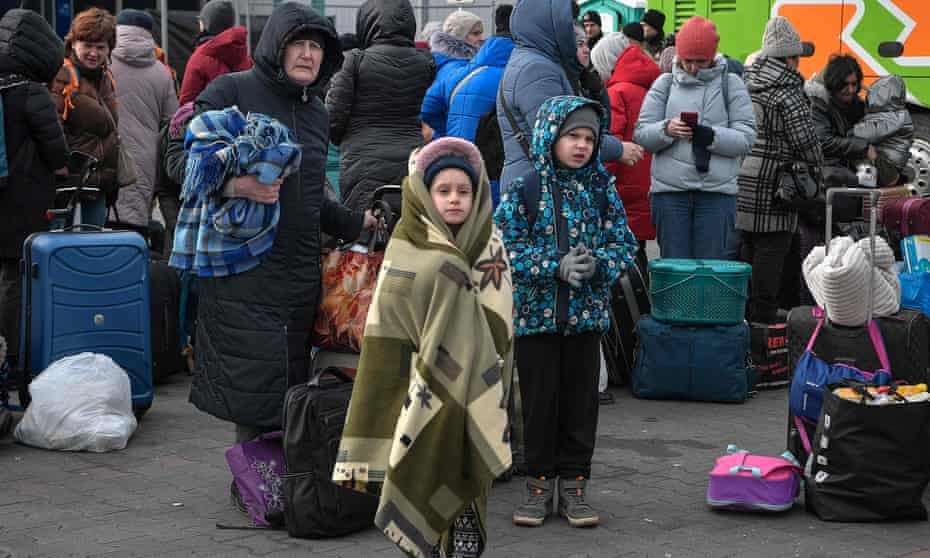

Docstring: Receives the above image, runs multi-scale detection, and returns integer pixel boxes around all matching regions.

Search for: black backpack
[280,368,378,538]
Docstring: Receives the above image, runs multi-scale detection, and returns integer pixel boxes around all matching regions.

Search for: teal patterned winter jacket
[494,96,637,337]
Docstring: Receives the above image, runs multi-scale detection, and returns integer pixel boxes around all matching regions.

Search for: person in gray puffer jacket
[635,16,756,260]
[853,74,914,187]
[497,0,639,191]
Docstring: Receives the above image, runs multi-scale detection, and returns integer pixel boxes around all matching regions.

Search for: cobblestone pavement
[1,373,928,558]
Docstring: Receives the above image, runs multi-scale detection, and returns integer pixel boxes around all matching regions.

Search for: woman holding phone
[634,16,756,259]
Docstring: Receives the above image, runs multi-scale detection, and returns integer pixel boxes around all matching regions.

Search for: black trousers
[798,221,825,307]
[158,194,180,256]
[515,332,600,479]
[741,230,795,324]
[0,258,21,367]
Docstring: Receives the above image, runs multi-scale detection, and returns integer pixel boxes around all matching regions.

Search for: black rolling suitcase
[602,262,649,386]
[149,258,184,383]
[787,188,930,462]
[787,307,930,384]
[787,305,930,462]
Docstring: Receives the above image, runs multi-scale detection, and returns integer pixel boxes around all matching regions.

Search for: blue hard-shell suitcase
[20,231,153,411]
[632,315,755,403]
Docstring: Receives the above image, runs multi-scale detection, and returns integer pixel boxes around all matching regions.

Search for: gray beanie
[590,32,629,81]
[560,106,601,141]
[200,0,236,35]
[443,10,482,40]
[760,16,809,59]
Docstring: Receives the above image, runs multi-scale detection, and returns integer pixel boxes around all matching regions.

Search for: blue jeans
[49,195,107,230]
[650,191,736,260]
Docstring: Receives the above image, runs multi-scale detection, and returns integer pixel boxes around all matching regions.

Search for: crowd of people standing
[0,1,918,557]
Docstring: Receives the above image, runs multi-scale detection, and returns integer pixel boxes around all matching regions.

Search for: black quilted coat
[0,9,68,259]
[325,0,434,211]
[188,3,363,428]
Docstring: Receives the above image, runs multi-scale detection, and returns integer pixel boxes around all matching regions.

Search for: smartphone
[680,111,699,127]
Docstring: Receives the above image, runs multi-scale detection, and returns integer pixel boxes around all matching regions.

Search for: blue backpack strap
[524,172,609,232]
[523,171,541,231]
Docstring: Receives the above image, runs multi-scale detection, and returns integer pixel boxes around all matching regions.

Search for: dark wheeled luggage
[20,230,153,412]
[602,263,649,386]
[881,196,930,253]
[149,258,184,383]
[280,367,377,539]
[788,188,930,462]
[862,184,917,223]
[786,307,930,385]
[786,306,930,462]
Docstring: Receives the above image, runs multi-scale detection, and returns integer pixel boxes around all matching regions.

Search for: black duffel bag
[806,383,930,522]
[281,367,378,538]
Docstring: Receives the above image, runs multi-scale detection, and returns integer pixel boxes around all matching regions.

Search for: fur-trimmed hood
[407,136,490,258]
[429,30,477,62]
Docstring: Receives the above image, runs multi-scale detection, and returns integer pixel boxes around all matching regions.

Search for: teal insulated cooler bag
[648,259,750,325]
[632,316,755,402]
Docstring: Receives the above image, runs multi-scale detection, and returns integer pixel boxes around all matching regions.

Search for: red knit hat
[675,16,719,60]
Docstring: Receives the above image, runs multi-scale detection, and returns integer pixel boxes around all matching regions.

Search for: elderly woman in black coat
[172,4,375,510]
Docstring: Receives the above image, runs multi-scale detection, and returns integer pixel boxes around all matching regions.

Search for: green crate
[648,259,751,325]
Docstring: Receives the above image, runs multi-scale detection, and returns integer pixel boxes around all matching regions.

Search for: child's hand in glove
[559,246,587,288]
[575,244,597,281]
[559,245,597,287]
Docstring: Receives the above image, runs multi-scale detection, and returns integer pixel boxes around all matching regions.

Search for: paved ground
[1,372,929,558]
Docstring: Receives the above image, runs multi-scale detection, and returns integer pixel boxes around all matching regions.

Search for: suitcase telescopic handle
[312,366,354,385]
[59,224,105,232]
[824,187,882,324]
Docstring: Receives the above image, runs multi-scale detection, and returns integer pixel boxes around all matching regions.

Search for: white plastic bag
[14,352,138,452]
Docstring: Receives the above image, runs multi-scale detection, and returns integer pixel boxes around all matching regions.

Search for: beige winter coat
[109,24,178,227]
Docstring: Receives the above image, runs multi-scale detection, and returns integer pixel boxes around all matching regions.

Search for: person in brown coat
[49,7,120,226]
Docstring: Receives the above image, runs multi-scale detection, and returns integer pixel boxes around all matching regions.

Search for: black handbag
[773,161,820,210]
[805,383,930,522]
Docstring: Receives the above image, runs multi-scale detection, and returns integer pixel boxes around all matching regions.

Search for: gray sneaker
[558,476,600,527]
[512,476,554,527]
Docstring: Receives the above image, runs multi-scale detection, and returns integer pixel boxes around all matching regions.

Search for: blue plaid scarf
[169,107,302,277]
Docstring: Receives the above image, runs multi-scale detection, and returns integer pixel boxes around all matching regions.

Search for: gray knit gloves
[558,244,596,288]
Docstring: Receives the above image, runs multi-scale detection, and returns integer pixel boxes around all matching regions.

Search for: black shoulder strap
[498,86,531,158]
